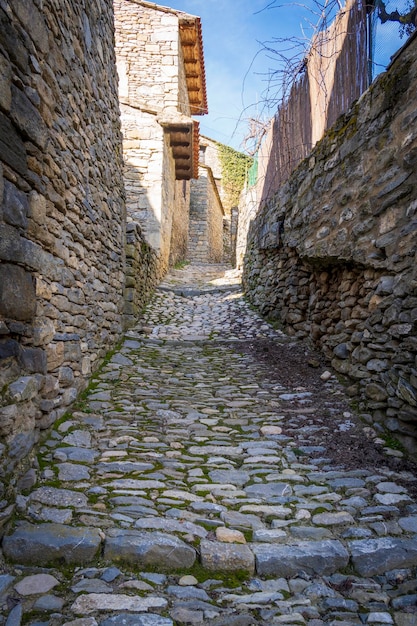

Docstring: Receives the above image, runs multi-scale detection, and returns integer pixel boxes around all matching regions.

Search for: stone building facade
[189,164,224,264]
[243,34,417,452]
[0,0,126,489]
[189,136,239,264]
[114,0,207,285]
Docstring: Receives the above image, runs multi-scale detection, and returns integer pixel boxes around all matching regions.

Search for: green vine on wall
[218,144,253,208]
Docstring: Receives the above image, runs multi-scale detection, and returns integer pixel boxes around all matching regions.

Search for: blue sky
[169,0,405,151]
[169,0,313,150]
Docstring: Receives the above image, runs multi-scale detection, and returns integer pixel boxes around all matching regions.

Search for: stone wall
[189,166,224,263]
[0,0,126,490]
[115,0,189,117]
[236,185,258,269]
[124,223,159,329]
[243,34,417,452]
[169,180,191,268]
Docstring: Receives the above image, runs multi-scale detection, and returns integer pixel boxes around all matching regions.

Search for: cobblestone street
[2,265,417,626]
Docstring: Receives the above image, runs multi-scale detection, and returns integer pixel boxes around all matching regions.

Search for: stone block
[33,318,55,346]
[0,339,20,359]
[2,180,29,229]
[0,52,11,112]
[100,615,173,626]
[11,1,49,54]
[0,264,36,321]
[397,377,417,406]
[11,84,47,149]
[46,343,65,371]
[0,10,29,73]
[7,376,40,402]
[0,223,52,272]
[29,191,47,224]
[200,539,255,574]
[8,431,37,460]
[3,523,102,565]
[19,346,47,374]
[0,405,18,437]
[104,529,196,570]
[252,540,349,577]
[71,594,167,616]
[349,537,417,576]
[0,112,27,177]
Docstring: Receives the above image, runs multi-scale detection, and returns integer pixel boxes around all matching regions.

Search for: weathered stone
[0,112,27,177]
[333,343,350,359]
[29,487,88,508]
[55,447,98,463]
[0,52,11,112]
[104,530,196,570]
[179,575,199,586]
[215,527,246,544]
[100,616,173,626]
[65,617,97,626]
[208,470,250,487]
[398,516,417,533]
[252,528,287,543]
[6,376,40,403]
[221,511,266,530]
[397,378,417,407]
[2,181,29,229]
[0,568,15,592]
[3,523,102,564]
[4,602,22,626]
[33,594,65,611]
[19,346,47,374]
[166,585,210,601]
[349,537,417,576]
[312,512,355,526]
[58,463,91,482]
[253,541,349,576]
[14,573,59,595]
[8,431,37,460]
[11,84,47,149]
[33,318,56,346]
[133,517,207,538]
[71,579,113,594]
[0,264,36,321]
[71,594,167,615]
[366,383,388,402]
[62,430,92,448]
[200,539,255,573]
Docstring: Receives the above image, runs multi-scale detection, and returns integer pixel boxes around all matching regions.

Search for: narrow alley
[2,265,417,626]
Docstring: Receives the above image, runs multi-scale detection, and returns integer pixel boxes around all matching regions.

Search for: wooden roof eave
[160,117,200,180]
[179,18,208,116]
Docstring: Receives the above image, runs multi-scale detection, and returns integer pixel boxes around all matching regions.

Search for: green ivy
[217,144,253,208]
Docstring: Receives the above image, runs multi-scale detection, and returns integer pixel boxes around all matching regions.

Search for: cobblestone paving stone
[2,265,417,626]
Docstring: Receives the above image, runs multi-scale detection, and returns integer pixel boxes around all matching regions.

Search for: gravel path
[1,264,417,626]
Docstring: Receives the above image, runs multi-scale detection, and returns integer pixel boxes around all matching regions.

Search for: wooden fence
[257,0,369,204]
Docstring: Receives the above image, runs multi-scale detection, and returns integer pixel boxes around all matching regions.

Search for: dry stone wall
[0,0,126,489]
[189,166,224,263]
[243,35,417,452]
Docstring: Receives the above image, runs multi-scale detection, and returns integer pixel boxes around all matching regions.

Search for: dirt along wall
[243,34,417,453]
[0,0,126,507]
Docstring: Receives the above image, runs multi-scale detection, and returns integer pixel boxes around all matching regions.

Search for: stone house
[114,0,208,293]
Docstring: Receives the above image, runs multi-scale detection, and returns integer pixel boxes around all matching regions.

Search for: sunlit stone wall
[244,35,417,452]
